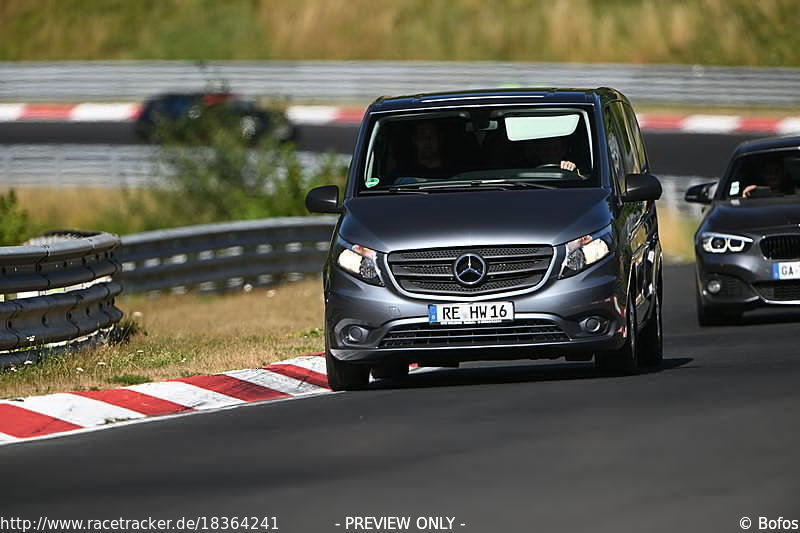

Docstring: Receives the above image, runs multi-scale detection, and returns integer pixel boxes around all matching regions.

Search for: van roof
[368,87,626,113]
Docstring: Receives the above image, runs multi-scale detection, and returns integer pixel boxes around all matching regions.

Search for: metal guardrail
[0,232,122,366]
[2,60,800,107]
[116,217,337,294]
[0,145,348,187]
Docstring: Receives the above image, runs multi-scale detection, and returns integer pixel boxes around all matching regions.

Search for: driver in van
[407,121,450,179]
[520,136,578,172]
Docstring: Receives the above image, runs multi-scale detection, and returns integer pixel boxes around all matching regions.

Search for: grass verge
[1,0,798,66]
[0,280,325,399]
[658,207,698,263]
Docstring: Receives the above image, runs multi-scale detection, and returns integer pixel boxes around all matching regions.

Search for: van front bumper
[325,255,628,365]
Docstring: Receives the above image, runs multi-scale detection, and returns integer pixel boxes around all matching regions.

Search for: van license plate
[428,302,514,325]
[774,261,800,280]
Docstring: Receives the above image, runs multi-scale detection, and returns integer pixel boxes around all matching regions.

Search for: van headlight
[560,226,614,278]
[700,232,752,254]
[335,238,384,286]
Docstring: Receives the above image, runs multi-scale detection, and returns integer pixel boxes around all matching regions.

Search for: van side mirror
[305,185,341,214]
[622,173,662,203]
[684,182,716,204]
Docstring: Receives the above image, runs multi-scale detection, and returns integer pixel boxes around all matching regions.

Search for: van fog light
[707,279,722,294]
[580,316,607,334]
[344,325,368,344]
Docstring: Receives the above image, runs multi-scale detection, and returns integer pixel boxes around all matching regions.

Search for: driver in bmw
[521,135,577,172]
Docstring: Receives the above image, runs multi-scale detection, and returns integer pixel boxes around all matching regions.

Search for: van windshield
[359,107,597,194]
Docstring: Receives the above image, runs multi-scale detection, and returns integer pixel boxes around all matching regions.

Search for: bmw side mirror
[623,173,662,203]
[685,182,716,204]
[305,185,342,214]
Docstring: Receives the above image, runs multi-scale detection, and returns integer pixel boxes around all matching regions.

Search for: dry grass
[658,207,698,263]
[0,279,325,399]
[2,186,182,238]
[5,186,129,235]
[0,0,798,66]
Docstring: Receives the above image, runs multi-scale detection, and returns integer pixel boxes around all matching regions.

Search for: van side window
[623,103,648,173]
[604,105,626,192]
[608,102,639,176]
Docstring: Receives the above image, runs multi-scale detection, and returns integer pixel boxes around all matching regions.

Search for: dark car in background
[134,92,294,144]
[306,88,664,390]
[686,136,800,325]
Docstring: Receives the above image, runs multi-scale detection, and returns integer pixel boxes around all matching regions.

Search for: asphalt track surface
[3,263,799,532]
[0,120,765,177]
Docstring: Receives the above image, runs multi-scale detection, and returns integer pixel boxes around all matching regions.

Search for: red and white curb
[2,102,800,135]
[0,354,333,446]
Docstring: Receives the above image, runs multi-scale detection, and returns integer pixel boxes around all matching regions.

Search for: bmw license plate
[774,261,800,280]
[428,301,514,325]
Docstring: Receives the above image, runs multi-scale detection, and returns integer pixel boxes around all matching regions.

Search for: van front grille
[387,245,553,296]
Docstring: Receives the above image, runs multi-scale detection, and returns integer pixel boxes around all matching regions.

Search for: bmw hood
[706,198,800,234]
[338,188,614,252]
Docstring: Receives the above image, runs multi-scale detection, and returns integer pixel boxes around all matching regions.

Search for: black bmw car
[686,135,800,325]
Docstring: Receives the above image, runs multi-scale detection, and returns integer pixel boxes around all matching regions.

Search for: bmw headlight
[560,226,614,278]
[700,232,752,254]
[336,238,383,286]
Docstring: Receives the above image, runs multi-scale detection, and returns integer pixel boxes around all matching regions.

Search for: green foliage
[0,189,30,246]
[1,0,800,66]
[116,109,347,231]
[108,374,151,386]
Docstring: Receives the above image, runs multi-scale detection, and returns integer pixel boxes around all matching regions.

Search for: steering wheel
[534,163,563,170]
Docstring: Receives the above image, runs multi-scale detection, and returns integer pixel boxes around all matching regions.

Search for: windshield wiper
[359,186,430,195]
[359,179,555,195]
[415,180,555,191]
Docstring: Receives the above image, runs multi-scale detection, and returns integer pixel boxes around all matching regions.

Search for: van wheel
[596,296,638,375]
[371,362,409,380]
[325,350,370,391]
[639,281,663,368]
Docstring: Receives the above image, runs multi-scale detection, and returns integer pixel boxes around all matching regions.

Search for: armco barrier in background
[0,232,122,367]
[0,145,348,188]
[2,60,800,107]
[116,216,337,294]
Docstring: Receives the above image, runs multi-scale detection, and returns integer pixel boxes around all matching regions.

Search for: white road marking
[286,105,338,125]
[278,355,327,374]
[681,115,741,133]
[224,368,328,396]
[0,104,24,121]
[0,432,18,443]
[70,103,140,121]
[0,394,146,427]
[128,381,243,410]
[778,117,800,135]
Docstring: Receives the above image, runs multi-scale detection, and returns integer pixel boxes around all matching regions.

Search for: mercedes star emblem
[453,253,487,286]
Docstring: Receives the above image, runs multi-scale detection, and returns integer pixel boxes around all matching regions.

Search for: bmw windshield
[358,107,598,195]
[722,150,800,201]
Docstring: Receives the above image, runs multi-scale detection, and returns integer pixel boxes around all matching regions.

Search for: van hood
[338,188,614,252]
